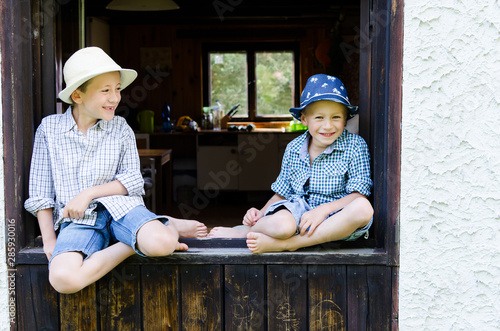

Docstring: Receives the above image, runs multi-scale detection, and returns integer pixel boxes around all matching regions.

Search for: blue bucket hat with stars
[289,74,359,121]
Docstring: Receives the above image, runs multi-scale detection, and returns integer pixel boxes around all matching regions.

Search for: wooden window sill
[17,238,388,265]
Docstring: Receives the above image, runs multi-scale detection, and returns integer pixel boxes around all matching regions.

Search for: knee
[138,228,177,257]
[267,212,297,239]
[275,221,297,239]
[49,267,85,294]
[351,197,374,225]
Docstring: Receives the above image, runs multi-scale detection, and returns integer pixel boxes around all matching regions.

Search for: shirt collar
[61,108,77,132]
[61,107,110,132]
[297,129,349,160]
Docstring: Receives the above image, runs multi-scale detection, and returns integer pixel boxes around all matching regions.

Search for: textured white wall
[401,0,500,330]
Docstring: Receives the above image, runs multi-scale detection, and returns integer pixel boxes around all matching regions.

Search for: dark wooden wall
[108,22,358,132]
[16,251,396,330]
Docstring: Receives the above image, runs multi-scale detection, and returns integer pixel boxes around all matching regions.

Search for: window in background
[210,52,248,117]
[256,51,294,117]
[206,43,298,121]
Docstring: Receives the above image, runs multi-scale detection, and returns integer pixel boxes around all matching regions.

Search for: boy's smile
[301,100,347,152]
[71,71,122,131]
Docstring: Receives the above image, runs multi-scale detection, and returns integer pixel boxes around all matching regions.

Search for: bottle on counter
[212,99,223,131]
[202,106,213,130]
[161,102,172,133]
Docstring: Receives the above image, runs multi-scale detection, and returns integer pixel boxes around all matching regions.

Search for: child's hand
[299,208,327,236]
[243,208,264,226]
[63,190,93,220]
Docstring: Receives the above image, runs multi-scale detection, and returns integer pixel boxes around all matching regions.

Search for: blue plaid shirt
[271,130,372,208]
[24,109,145,229]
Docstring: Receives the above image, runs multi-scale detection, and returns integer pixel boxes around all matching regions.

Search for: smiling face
[301,100,348,151]
[71,71,122,129]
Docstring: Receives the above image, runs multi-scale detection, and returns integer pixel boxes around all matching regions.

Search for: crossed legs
[49,218,206,294]
[209,197,373,254]
[247,197,373,253]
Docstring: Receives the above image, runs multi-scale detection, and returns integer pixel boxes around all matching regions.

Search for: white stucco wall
[400,0,500,330]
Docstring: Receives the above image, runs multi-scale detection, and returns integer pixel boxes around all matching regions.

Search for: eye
[315,116,323,120]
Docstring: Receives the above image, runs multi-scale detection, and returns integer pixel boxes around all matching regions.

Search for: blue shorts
[264,197,372,241]
[50,204,168,263]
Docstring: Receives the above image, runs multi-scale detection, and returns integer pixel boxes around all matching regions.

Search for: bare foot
[246,232,294,253]
[208,225,250,238]
[175,242,189,251]
[167,216,208,238]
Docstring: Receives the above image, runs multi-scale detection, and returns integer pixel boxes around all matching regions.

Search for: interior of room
[60,0,362,230]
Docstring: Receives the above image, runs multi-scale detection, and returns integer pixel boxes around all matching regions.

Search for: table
[138,149,172,214]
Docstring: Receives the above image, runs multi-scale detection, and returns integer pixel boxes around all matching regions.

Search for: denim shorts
[50,204,168,263]
[264,196,372,241]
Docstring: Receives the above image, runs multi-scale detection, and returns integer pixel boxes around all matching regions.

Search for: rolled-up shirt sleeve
[114,125,145,196]
[24,123,56,216]
[345,138,373,197]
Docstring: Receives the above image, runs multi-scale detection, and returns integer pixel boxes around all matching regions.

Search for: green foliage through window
[210,52,248,116]
[256,51,294,116]
[209,49,295,119]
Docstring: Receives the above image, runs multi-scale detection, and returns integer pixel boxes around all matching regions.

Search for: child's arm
[243,193,285,226]
[298,191,366,236]
[37,208,57,260]
[63,180,127,220]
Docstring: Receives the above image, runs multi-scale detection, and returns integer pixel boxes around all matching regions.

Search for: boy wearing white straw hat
[209,74,374,253]
[25,47,207,293]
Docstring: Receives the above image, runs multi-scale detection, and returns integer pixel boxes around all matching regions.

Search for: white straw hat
[58,47,138,104]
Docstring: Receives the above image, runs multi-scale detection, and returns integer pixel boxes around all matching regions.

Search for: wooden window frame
[3,0,401,268]
[202,42,300,122]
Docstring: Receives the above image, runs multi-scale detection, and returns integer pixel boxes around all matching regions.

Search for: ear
[70,89,83,104]
[300,113,308,126]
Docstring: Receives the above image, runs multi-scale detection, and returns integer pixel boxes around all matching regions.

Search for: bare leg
[49,220,188,294]
[49,242,135,294]
[247,197,373,253]
[208,209,297,239]
[136,220,187,256]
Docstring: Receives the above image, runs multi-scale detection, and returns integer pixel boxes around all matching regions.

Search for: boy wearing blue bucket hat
[209,74,373,253]
[25,47,207,293]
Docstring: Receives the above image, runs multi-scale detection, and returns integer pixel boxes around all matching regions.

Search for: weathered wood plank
[391,267,399,331]
[347,266,368,330]
[142,264,179,331]
[367,266,392,330]
[16,265,59,330]
[98,264,141,330]
[267,265,308,331]
[59,283,97,331]
[180,265,222,330]
[308,265,347,331]
[224,265,266,330]
[19,246,389,265]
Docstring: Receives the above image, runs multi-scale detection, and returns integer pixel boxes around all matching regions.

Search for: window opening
[205,43,299,121]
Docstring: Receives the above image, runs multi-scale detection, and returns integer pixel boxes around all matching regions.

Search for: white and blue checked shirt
[24,109,145,229]
[271,130,372,208]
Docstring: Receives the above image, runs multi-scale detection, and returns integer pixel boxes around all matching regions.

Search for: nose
[323,118,334,129]
[109,90,121,103]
